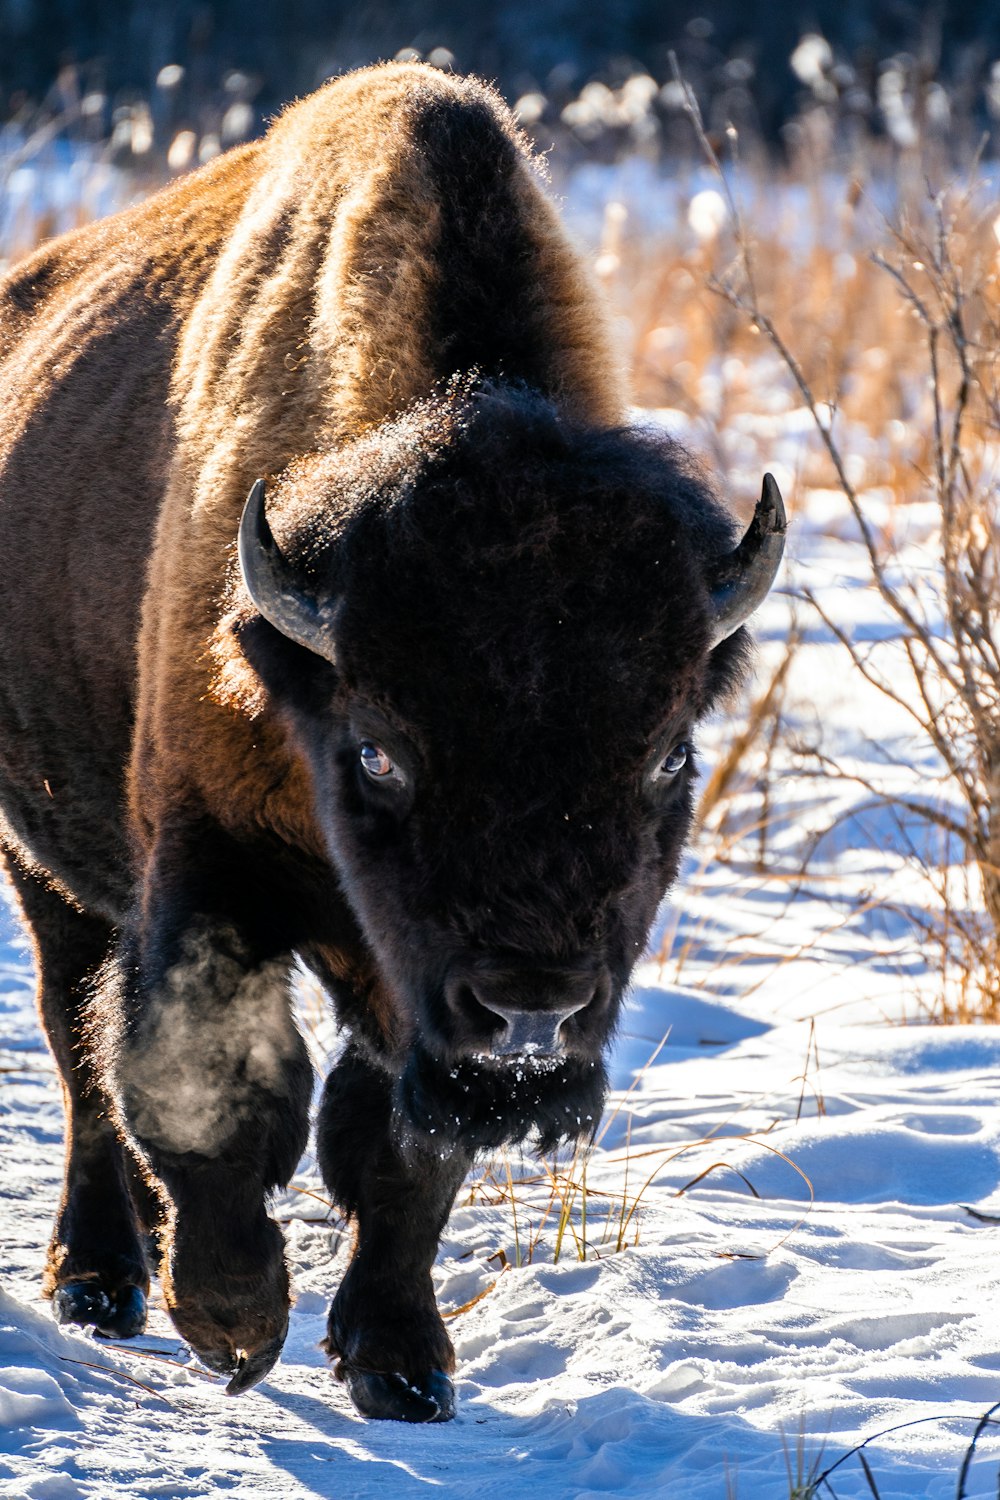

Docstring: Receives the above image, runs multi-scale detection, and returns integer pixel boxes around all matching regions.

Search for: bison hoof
[224,1330,287,1395]
[341,1365,455,1423]
[53,1281,148,1339]
[186,1318,288,1393]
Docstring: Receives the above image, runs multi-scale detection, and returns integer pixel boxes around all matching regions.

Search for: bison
[0,62,785,1422]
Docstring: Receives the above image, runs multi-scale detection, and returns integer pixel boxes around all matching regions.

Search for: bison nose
[476,994,589,1057]
[443,965,601,1058]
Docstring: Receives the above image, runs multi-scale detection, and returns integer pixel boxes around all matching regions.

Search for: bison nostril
[445,981,508,1039]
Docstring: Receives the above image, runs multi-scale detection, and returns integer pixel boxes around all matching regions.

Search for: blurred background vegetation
[5,0,1000,171]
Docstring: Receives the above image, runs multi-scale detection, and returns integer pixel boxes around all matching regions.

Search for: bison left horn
[706,473,786,649]
[238,479,338,661]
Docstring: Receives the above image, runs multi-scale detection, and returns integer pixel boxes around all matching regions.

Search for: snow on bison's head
[235,381,784,1150]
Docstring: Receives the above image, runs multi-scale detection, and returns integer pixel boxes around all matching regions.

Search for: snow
[3,522,1000,1499]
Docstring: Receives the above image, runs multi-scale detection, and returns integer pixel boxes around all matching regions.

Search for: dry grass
[458,1019,820,1275]
[591,182,942,507]
[582,93,1000,495]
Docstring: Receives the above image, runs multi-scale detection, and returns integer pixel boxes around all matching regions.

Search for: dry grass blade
[793,1018,826,1125]
[58,1355,175,1405]
[99,1345,217,1381]
[675,1161,762,1198]
[504,1153,522,1267]
[286,1182,335,1211]
[857,1450,883,1498]
[441,1274,504,1320]
[781,1419,827,1499]
[615,1114,634,1252]
[955,1397,1000,1499]
[961,1205,1000,1225]
[812,1412,1000,1492]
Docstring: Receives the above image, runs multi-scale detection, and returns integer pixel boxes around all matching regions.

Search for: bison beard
[0,63,785,1421]
[397,1049,608,1154]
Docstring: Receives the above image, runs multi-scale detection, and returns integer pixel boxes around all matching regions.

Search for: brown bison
[0,63,784,1421]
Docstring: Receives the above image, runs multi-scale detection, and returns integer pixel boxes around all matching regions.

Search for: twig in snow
[58,1354,175,1405]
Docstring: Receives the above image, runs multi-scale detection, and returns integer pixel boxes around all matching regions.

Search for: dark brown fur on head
[237,381,750,1145]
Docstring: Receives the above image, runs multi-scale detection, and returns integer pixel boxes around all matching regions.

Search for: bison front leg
[109,916,311,1392]
[317,1046,471,1422]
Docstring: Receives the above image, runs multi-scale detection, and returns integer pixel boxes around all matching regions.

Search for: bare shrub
[660,63,1000,1018]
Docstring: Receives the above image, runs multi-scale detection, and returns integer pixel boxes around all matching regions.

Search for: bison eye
[359,741,397,780]
[656,743,688,781]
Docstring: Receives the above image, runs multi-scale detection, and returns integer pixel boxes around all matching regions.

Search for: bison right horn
[706,473,786,649]
[238,479,339,662]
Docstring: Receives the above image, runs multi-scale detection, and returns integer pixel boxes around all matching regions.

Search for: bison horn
[706,473,786,649]
[238,479,338,661]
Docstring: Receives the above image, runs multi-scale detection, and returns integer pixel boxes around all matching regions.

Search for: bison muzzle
[0,63,785,1421]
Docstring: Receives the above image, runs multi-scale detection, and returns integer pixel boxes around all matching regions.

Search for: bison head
[236,384,784,1150]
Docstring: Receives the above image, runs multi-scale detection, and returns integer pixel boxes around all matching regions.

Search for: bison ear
[706,473,786,649]
[238,479,338,663]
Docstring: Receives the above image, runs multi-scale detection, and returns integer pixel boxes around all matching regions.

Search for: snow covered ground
[4,499,1000,1500]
